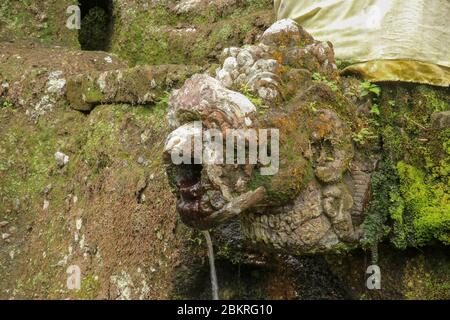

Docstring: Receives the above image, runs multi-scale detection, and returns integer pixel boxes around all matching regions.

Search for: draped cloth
[274,0,450,86]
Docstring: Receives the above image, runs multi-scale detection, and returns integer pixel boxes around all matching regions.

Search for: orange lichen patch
[247,111,313,206]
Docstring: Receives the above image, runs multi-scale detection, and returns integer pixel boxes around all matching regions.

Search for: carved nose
[164,122,202,164]
[167,74,257,131]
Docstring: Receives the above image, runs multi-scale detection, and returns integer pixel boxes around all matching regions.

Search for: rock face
[0,41,127,121]
[164,19,377,253]
[0,0,449,301]
[431,111,450,129]
[0,0,279,300]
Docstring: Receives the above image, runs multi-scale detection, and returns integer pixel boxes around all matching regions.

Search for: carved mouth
[165,152,266,230]
[172,163,216,229]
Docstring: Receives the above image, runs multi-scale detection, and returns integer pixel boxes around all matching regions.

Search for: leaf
[371,104,380,115]
[369,86,381,96]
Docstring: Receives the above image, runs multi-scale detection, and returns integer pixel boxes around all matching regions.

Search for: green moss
[397,162,450,246]
[0,0,79,47]
[80,116,116,172]
[0,113,59,199]
[247,129,314,206]
[0,91,173,298]
[0,0,34,39]
[362,159,400,248]
[82,81,104,103]
[111,2,272,66]
[380,125,405,161]
[216,242,243,265]
[403,254,450,300]
[388,191,408,249]
[152,91,171,118]
[75,274,100,300]
[240,84,263,108]
[111,9,186,65]
[416,85,450,113]
[312,73,338,92]
[335,59,355,70]
[364,84,450,249]
[352,128,377,145]
[216,24,234,41]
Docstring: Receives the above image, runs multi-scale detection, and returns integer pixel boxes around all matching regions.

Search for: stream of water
[203,231,219,300]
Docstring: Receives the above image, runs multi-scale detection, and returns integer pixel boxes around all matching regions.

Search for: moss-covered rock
[111,1,273,66]
[362,84,450,249]
[0,0,79,47]
[67,64,201,111]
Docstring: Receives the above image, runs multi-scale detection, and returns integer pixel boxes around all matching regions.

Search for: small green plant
[240,84,263,107]
[361,81,381,119]
[1,100,15,111]
[312,72,338,92]
[309,102,318,112]
[370,104,380,115]
[360,81,381,97]
[188,233,203,246]
[352,128,377,144]
[335,59,354,70]
[151,91,171,118]
[155,91,170,109]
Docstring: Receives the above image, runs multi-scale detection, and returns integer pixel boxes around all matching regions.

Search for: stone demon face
[164,19,378,253]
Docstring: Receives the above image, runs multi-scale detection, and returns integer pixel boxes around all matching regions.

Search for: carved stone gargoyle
[164,19,379,254]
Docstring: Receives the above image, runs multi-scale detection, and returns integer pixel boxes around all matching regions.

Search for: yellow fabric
[344,60,450,86]
[274,0,450,86]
